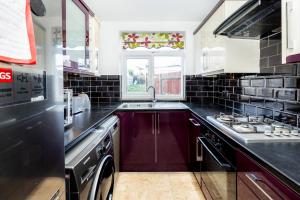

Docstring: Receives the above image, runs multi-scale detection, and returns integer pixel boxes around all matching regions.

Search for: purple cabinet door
[117,112,156,171]
[156,111,189,171]
[237,150,300,200]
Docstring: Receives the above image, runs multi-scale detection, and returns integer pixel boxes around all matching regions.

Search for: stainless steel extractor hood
[214,0,281,39]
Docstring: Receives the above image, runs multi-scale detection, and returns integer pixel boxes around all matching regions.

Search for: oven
[189,114,202,185]
[198,127,236,200]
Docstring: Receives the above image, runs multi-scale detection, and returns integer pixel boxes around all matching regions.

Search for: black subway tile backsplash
[268,33,281,45]
[261,45,277,58]
[260,37,268,48]
[234,102,244,111]
[64,72,121,105]
[275,89,297,101]
[256,88,273,98]
[260,67,275,74]
[250,97,265,107]
[257,107,273,119]
[226,100,234,108]
[244,104,257,115]
[239,95,251,103]
[185,75,214,104]
[239,79,250,87]
[265,100,284,111]
[269,55,282,67]
[244,87,256,96]
[284,77,300,88]
[275,64,297,76]
[266,78,283,88]
[260,58,269,68]
[251,79,265,87]
[285,102,300,114]
[234,87,243,95]
[274,111,297,127]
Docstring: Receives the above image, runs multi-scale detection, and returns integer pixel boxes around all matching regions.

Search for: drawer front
[237,150,300,200]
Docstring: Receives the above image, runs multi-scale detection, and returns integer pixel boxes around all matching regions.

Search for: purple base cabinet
[156,111,189,171]
[116,112,156,171]
[236,150,300,200]
[116,111,189,172]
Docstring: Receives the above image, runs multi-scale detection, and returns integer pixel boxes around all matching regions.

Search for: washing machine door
[89,155,115,200]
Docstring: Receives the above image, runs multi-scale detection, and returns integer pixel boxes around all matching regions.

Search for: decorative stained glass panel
[121,32,185,49]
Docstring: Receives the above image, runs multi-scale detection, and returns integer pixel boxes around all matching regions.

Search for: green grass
[128,84,146,92]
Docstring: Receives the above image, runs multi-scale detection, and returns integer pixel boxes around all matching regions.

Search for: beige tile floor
[113,172,205,200]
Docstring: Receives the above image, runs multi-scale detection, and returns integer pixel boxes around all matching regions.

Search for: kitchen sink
[120,102,154,109]
[118,102,188,110]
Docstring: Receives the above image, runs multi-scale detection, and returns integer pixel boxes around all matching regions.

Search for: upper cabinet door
[282,0,300,64]
[89,16,100,76]
[194,0,260,75]
[63,0,100,75]
[63,0,89,70]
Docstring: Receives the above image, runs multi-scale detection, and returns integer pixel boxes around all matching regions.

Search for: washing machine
[65,116,119,200]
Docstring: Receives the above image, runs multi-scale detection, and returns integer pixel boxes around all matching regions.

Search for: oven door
[89,155,115,200]
[189,116,202,185]
[199,137,236,200]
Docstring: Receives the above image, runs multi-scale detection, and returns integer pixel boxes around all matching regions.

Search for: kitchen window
[121,32,185,100]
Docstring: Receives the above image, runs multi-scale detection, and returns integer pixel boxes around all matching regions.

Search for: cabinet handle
[189,118,200,127]
[154,113,157,163]
[245,173,283,200]
[286,1,294,49]
[199,137,232,170]
[157,114,160,134]
[152,114,154,135]
[203,51,207,70]
[196,137,202,161]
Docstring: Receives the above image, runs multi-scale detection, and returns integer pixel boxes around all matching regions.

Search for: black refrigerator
[0,1,65,199]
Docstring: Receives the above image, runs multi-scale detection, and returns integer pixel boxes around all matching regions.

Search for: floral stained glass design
[121,32,185,49]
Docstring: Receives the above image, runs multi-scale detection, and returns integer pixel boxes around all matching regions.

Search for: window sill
[121,96,185,101]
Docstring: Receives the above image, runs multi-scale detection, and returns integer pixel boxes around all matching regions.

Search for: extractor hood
[214,0,281,39]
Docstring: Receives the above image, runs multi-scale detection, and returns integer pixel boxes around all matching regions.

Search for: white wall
[99,21,199,75]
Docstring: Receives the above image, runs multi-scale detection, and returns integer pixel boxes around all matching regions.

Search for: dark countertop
[64,104,120,151]
[185,103,233,117]
[185,102,300,195]
[64,101,300,194]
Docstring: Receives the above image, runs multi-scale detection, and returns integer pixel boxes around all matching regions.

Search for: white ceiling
[84,0,219,21]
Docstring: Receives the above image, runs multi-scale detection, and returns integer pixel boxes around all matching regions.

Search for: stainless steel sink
[118,102,188,110]
[120,102,154,109]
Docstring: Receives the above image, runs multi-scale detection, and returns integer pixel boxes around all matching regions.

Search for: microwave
[64,89,73,127]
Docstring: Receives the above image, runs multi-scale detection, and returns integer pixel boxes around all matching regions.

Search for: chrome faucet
[147,86,156,102]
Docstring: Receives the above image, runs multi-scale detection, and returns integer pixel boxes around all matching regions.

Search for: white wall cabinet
[63,0,100,76]
[89,16,100,76]
[282,0,300,64]
[194,0,260,75]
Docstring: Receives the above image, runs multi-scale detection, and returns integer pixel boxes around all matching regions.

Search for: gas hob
[207,113,300,143]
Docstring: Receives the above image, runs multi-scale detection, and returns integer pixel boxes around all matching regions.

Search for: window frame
[121,50,185,101]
